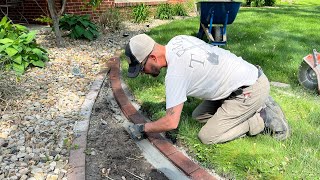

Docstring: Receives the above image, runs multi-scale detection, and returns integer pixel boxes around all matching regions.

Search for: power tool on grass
[298,49,320,94]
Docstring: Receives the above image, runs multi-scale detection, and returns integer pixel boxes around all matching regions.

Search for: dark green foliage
[173,3,188,16]
[155,3,173,20]
[59,14,99,41]
[33,15,53,25]
[251,0,265,7]
[132,4,150,23]
[245,0,276,6]
[99,8,123,32]
[84,0,102,9]
[264,0,276,6]
[0,16,48,75]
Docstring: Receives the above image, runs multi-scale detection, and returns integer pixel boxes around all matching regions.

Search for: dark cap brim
[125,44,141,78]
[128,63,141,78]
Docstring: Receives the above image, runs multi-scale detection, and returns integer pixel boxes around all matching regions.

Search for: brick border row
[108,57,216,180]
[67,63,111,180]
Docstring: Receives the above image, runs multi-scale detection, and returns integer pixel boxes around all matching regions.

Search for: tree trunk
[47,0,64,47]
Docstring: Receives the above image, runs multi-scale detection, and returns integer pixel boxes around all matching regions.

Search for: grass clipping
[0,71,20,112]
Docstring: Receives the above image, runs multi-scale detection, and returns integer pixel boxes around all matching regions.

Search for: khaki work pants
[192,74,270,144]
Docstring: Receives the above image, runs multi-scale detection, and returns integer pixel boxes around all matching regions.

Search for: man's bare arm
[144,103,184,133]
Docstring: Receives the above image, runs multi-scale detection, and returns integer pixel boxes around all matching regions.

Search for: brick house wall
[0,0,184,24]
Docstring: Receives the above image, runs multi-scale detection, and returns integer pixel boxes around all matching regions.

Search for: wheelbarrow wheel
[298,61,318,91]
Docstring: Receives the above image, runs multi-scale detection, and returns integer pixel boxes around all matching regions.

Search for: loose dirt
[86,80,169,180]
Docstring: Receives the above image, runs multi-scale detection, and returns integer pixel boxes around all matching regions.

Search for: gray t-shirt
[165,35,258,109]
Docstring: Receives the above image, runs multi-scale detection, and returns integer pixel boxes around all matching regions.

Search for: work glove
[128,123,146,140]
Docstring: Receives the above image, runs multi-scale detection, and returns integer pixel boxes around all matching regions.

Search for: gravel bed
[0,19,171,180]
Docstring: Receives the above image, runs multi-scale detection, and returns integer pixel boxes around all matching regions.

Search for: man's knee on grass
[198,130,221,144]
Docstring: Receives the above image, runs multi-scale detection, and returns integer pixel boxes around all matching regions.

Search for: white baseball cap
[125,34,155,78]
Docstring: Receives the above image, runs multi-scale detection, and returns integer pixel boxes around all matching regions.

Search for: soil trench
[86,80,168,180]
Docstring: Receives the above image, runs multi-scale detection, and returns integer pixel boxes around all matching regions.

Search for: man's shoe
[260,96,290,140]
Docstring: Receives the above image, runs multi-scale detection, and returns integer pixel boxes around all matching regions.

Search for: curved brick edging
[67,62,111,180]
[108,57,217,180]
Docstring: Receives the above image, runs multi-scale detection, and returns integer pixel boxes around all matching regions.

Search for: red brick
[121,103,137,118]
[146,132,165,142]
[153,139,177,156]
[109,67,120,80]
[128,112,147,124]
[114,89,129,106]
[110,78,121,90]
[168,151,199,175]
[190,169,217,180]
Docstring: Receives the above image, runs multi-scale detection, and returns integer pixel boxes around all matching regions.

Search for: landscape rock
[0,19,173,179]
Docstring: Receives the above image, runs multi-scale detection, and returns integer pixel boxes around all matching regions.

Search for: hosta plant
[0,16,48,75]
[59,14,99,41]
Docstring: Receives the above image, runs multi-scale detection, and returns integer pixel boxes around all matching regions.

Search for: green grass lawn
[121,0,320,179]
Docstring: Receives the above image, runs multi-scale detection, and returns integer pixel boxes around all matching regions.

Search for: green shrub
[265,0,276,6]
[99,8,123,33]
[245,0,275,6]
[0,16,48,75]
[250,0,265,7]
[155,3,173,20]
[59,14,99,41]
[132,4,150,23]
[34,15,53,26]
[173,3,188,16]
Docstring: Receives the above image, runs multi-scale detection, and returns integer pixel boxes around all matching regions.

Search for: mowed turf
[121,0,320,179]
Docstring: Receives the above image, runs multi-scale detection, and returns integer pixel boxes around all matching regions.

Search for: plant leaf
[0,44,11,52]
[83,31,93,41]
[0,29,5,39]
[70,32,76,39]
[5,47,18,57]
[80,20,90,27]
[89,28,99,36]
[32,48,43,58]
[13,24,28,32]
[42,54,49,61]
[23,61,29,68]
[12,62,25,75]
[0,38,14,44]
[0,16,8,26]
[13,55,22,64]
[12,45,23,52]
[31,60,45,67]
[75,25,84,36]
[25,31,36,44]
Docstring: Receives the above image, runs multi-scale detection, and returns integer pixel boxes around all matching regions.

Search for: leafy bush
[34,15,53,26]
[173,3,188,16]
[265,0,276,6]
[99,8,123,33]
[155,3,173,20]
[250,0,265,7]
[245,0,275,6]
[0,16,48,75]
[132,4,150,23]
[59,14,99,41]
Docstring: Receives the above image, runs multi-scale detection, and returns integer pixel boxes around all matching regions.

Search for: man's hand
[128,123,145,140]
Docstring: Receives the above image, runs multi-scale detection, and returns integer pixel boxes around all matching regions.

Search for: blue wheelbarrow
[196,0,241,46]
